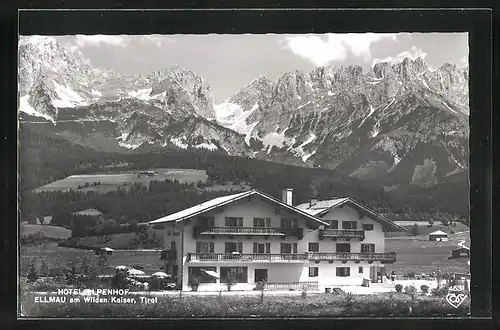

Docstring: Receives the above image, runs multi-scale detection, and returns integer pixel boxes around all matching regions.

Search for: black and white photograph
[17,17,479,318]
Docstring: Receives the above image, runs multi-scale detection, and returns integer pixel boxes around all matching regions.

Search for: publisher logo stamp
[446,285,467,308]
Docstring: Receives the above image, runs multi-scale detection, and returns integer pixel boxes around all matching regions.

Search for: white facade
[157,191,399,291]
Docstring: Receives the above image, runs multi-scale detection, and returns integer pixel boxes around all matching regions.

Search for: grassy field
[33,168,207,193]
[20,224,72,240]
[385,231,470,275]
[385,222,469,238]
[20,242,164,274]
[19,291,470,317]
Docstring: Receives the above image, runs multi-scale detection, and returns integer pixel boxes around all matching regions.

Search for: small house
[429,230,448,241]
[95,247,114,256]
[450,247,470,259]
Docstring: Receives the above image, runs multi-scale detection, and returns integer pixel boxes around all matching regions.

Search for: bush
[404,285,417,296]
[254,281,266,291]
[341,292,355,313]
[301,284,308,299]
[27,260,38,283]
[188,277,200,292]
[428,219,434,227]
[431,284,449,297]
[406,272,416,279]
[420,285,430,294]
[224,274,237,291]
[111,271,130,290]
[395,284,403,293]
[411,223,419,236]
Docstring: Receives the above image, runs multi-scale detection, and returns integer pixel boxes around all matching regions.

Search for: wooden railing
[187,253,308,262]
[193,226,303,239]
[319,229,365,240]
[308,252,396,263]
[160,250,177,261]
[265,281,318,291]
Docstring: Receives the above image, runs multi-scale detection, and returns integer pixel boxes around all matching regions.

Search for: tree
[428,218,434,227]
[411,223,419,236]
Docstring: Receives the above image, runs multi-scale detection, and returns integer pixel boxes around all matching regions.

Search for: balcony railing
[160,250,177,261]
[319,229,365,241]
[193,226,303,239]
[307,252,396,263]
[265,281,318,291]
[187,253,308,263]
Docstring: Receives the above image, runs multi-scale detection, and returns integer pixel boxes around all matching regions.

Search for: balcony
[307,252,396,263]
[160,250,177,261]
[187,253,308,263]
[319,229,365,241]
[193,226,304,239]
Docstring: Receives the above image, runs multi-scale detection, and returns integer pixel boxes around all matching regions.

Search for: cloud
[371,46,427,67]
[74,34,129,48]
[283,33,397,66]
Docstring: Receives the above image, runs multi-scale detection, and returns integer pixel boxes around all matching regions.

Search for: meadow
[32,168,208,193]
[20,224,72,240]
[20,243,164,274]
[385,231,470,275]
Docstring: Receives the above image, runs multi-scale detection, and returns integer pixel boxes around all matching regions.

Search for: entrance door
[370,266,385,283]
[254,269,268,283]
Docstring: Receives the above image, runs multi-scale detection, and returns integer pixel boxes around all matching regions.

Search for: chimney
[282,188,293,205]
[309,197,318,208]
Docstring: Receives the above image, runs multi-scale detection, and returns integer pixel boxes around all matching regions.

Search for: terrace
[308,252,396,264]
[186,253,308,263]
[193,226,304,239]
[318,229,365,241]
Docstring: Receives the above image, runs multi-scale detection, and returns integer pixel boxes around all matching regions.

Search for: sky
[52,33,468,103]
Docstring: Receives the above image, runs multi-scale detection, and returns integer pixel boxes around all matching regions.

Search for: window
[225,217,243,227]
[280,242,298,254]
[326,220,339,229]
[173,230,180,236]
[342,221,358,229]
[220,267,248,283]
[361,243,375,253]
[358,267,363,274]
[309,243,319,252]
[197,216,215,227]
[188,266,217,283]
[170,241,176,251]
[225,242,243,253]
[172,265,178,277]
[281,218,298,228]
[336,243,351,253]
[309,267,319,277]
[336,267,350,277]
[362,224,374,231]
[253,242,271,253]
[253,217,271,227]
[196,242,214,253]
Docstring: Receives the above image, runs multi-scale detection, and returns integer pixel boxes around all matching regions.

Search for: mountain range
[18,36,469,192]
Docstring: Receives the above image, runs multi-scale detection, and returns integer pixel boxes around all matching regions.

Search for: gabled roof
[296,197,406,232]
[149,189,328,226]
[429,230,448,236]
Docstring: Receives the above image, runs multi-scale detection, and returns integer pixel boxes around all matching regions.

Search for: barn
[450,247,470,259]
[95,247,114,256]
[428,230,448,241]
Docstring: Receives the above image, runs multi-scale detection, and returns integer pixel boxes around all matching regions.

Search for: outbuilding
[429,230,448,241]
[95,247,114,256]
[450,247,470,259]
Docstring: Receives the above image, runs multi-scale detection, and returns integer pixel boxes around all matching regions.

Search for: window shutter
[266,218,271,227]
[266,243,270,253]
[293,243,297,254]
[238,242,243,253]
[238,218,243,227]
[280,243,284,253]
[280,218,284,228]
[253,242,258,253]
[210,242,214,253]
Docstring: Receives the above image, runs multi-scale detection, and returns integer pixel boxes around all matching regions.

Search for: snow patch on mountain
[441,101,458,114]
[128,88,153,101]
[302,150,316,162]
[91,89,103,97]
[52,82,87,108]
[358,105,375,128]
[19,95,56,124]
[118,141,143,150]
[262,128,289,155]
[170,137,189,149]
[195,142,218,151]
